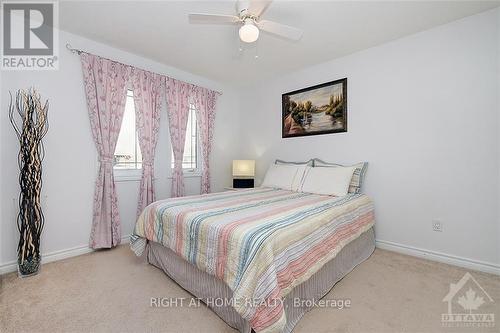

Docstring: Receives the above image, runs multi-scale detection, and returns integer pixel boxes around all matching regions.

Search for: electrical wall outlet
[432,219,443,232]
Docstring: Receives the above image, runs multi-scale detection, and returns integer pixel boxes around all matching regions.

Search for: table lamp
[232,160,255,188]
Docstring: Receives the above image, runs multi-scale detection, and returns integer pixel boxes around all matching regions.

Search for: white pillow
[301,166,356,196]
[261,164,307,191]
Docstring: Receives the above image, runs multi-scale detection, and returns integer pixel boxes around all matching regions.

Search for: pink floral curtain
[192,87,219,194]
[80,53,130,249]
[165,77,191,197]
[132,69,162,216]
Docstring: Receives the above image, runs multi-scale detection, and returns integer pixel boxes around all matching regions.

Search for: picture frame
[282,78,347,138]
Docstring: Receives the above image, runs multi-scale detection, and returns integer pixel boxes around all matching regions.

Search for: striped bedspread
[131,188,375,333]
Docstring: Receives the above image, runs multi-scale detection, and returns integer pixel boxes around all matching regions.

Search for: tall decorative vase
[9,89,49,277]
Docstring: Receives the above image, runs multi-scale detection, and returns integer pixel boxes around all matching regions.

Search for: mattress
[131,188,375,333]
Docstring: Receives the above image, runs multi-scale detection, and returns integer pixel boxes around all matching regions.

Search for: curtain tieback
[142,161,154,167]
[99,156,114,164]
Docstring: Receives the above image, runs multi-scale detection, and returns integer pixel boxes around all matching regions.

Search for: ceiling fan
[188,0,303,44]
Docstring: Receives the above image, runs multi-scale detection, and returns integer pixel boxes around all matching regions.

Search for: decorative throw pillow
[301,166,357,197]
[262,164,308,191]
[313,159,368,193]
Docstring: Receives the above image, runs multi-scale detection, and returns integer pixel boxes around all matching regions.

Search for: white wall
[239,9,500,267]
[0,29,241,269]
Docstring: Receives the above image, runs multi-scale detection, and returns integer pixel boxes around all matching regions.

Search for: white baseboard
[0,235,130,275]
[376,239,500,276]
[2,236,498,276]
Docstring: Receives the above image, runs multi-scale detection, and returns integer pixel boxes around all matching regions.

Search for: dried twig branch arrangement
[9,89,49,277]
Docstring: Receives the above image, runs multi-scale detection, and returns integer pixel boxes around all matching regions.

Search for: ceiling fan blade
[188,13,240,25]
[257,20,303,41]
[248,0,273,17]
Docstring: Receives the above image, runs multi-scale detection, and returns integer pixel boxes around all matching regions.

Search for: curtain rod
[66,43,222,95]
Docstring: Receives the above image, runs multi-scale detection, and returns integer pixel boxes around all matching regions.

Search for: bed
[131,187,375,333]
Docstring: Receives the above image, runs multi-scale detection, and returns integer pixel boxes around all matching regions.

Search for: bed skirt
[147,227,375,333]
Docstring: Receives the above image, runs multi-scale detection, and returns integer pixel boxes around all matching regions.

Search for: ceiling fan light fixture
[189,1,304,44]
[239,19,259,43]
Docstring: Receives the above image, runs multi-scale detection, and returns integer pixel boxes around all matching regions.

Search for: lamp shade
[232,160,255,177]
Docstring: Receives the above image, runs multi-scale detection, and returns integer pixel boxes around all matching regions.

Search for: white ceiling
[59,1,500,85]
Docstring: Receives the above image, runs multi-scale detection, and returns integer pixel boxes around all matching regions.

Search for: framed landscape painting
[282,78,347,138]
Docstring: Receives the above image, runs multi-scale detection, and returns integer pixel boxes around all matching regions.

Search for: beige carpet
[1,246,498,333]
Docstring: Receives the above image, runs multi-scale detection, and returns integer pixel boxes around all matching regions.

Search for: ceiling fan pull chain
[237,27,244,53]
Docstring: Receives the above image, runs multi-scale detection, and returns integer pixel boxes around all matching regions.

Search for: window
[171,104,198,172]
[114,90,142,170]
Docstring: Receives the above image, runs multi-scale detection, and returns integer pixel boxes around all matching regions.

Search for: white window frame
[114,168,142,182]
[171,103,201,178]
[114,88,142,182]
